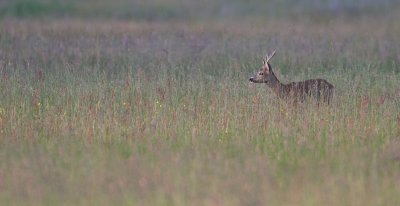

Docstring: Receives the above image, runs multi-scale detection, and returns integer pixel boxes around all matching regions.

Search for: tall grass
[0,18,400,205]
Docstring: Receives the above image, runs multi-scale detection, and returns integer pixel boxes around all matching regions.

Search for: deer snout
[249,77,255,82]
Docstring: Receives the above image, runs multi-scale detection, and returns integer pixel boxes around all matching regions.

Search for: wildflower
[279,104,289,117]
[155,100,162,108]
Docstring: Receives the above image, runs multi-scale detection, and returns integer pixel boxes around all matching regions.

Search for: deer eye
[259,72,264,75]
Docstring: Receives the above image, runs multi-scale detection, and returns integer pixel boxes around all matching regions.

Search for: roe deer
[249,50,334,104]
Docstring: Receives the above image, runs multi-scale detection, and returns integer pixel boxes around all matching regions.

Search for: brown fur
[249,50,334,104]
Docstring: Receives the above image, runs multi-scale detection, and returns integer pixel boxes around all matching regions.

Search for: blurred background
[0,0,399,21]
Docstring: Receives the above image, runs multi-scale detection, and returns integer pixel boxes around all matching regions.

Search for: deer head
[249,50,279,86]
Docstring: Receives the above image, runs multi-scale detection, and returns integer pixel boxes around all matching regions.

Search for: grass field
[1,1,400,205]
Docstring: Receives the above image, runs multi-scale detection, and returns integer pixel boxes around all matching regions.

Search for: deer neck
[266,72,285,96]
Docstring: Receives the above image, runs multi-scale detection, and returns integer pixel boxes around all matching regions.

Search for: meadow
[1,1,400,205]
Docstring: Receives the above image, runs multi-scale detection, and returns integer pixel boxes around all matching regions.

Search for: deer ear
[263,62,270,73]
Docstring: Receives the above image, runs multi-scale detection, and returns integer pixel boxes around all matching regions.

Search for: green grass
[0,16,400,205]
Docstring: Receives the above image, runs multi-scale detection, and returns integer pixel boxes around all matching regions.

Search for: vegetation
[0,1,400,205]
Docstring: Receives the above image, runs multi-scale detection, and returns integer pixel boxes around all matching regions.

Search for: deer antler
[263,50,276,72]
[265,50,276,63]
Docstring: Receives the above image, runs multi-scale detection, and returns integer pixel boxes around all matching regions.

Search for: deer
[249,50,334,104]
